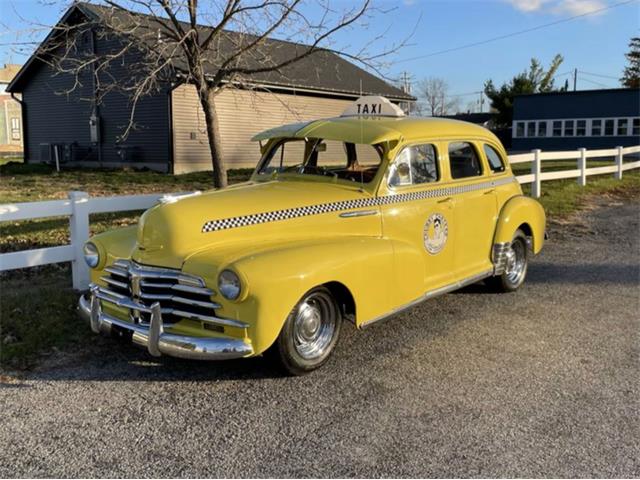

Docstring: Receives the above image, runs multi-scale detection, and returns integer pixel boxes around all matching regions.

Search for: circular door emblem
[424,213,448,254]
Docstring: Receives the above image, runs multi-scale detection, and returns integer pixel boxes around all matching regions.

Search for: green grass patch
[523,170,640,217]
[0,270,96,369]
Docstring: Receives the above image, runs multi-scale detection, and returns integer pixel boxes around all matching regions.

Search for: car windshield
[257,138,384,184]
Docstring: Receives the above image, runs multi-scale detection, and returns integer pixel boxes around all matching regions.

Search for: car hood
[131,180,378,269]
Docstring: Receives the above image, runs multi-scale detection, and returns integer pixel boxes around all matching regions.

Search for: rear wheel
[487,229,529,292]
[268,287,342,376]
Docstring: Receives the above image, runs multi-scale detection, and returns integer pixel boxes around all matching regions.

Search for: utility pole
[478,91,485,113]
[573,68,578,91]
[399,71,412,115]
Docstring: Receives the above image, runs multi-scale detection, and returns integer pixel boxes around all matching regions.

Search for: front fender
[494,195,546,253]
[185,237,394,355]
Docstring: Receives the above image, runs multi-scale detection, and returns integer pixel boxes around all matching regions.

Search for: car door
[380,142,455,307]
[446,140,499,279]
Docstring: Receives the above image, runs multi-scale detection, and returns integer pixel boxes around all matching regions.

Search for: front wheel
[487,229,529,292]
[268,287,342,376]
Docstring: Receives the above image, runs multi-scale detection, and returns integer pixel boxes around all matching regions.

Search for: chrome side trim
[202,176,517,233]
[360,269,493,328]
[339,209,378,218]
[78,294,253,361]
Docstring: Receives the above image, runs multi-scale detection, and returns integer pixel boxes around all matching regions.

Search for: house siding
[512,89,640,151]
[21,31,171,170]
[172,85,356,173]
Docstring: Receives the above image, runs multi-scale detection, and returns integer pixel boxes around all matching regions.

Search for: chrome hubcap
[293,292,337,360]
[505,239,526,285]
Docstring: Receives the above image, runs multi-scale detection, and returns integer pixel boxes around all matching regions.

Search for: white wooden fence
[1,145,639,290]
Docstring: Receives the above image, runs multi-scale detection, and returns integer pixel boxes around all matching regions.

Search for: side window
[389,144,439,187]
[448,142,482,179]
[483,144,506,173]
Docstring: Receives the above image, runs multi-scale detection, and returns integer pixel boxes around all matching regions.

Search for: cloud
[505,0,607,15]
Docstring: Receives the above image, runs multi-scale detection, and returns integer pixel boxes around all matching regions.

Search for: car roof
[252,116,496,145]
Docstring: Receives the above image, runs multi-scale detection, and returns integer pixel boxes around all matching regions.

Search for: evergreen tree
[621,37,640,88]
[484,54,564,127]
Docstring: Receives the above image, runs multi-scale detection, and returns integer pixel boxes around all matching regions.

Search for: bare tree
[17,0,411,187]
[415,77,459,117]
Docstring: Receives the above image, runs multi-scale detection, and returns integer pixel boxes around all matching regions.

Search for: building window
[604,119,614,136]
[537,121,547,137]
[553,121,562,137]
[564,120,574,136]
[516,122,525,138]
[576,120,586,137]
[617,118,629,136]
[633,118,640,136]
[527,122,536,137]
[591,119,602,136]
[10,117,20,140]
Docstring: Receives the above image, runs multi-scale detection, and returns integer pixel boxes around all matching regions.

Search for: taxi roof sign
[341,95,405,118]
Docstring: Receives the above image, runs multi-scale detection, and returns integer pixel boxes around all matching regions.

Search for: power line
[579,70,620,80]
[579,77,614,88]
[396,0,637,64]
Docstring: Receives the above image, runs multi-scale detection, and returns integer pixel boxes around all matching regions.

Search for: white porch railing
[1,144,639,290]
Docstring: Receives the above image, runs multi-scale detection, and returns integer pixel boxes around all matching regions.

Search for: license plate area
[110,323,134,343]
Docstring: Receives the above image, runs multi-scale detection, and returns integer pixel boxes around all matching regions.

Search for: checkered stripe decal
[201,177,515,233]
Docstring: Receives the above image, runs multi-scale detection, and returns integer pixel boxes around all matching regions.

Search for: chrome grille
[101,260,221,326]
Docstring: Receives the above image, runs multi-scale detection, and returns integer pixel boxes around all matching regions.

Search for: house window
[633,118,640,136]
[591,119,602,136]
[564,120,574,136]
[515,122,525,138]
[553,121,562,137]
[576,120,586,137]
[617,118,629,136]
[604,119,614,136]
[527,122,536,137]
[537,121,547,137]
[10,117,20,140]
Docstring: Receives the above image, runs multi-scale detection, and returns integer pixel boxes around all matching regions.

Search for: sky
[0,0,638,111]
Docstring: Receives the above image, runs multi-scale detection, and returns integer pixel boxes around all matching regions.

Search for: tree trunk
[198,87,227,188]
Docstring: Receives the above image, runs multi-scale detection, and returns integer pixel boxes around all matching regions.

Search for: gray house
[7,3,414,173]
[512,88,640,151]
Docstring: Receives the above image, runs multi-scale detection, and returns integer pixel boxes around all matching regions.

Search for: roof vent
[341,96,405,118]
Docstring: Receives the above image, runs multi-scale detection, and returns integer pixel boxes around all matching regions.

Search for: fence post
[531,149,541,198]
[615,146,623,180]
[69,191,90,291]
[577,148,587,187]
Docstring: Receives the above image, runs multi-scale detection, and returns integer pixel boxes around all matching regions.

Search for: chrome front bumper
[78,286,253,360]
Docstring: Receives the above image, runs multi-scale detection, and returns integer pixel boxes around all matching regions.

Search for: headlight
[218,269,241,300]
[83,242,100,268]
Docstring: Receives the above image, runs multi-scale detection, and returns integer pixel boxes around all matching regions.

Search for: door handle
[483,188,496,195]
[437,197,453,204]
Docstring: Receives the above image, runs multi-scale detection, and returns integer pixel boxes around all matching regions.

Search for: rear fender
[494,195,546,253]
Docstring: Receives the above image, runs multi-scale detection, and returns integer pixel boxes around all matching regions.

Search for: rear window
[483,144,506,173]
[448,142,482,179]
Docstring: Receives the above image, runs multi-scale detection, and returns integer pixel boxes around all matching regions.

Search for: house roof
[8,2,415,102]
[438,112,494,125]
[514,88,639,99]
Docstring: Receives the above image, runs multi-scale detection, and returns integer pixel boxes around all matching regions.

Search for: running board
[360,269,494,328]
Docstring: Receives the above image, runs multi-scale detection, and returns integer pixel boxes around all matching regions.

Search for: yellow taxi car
[78,96,546,375]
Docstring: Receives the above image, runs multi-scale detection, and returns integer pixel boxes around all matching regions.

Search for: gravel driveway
[1,196,638,478]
